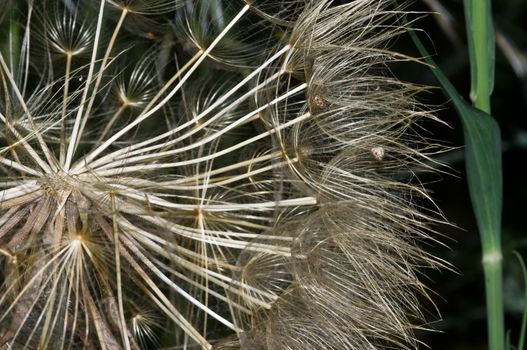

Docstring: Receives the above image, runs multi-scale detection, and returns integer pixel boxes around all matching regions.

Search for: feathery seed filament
[0,1,443,349]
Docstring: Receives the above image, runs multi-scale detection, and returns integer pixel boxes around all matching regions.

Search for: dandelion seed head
[45,13,94,58]
[0,0,445,348]
[70,235,83,247]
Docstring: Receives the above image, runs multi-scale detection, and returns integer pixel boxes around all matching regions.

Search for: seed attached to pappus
[0,0,444,349]
[312,94,328,109]
[371,146,385,161]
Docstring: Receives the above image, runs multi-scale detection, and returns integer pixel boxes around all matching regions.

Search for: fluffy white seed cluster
[0,0,442,349]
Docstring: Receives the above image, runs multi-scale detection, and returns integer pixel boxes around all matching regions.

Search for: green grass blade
[409,32,502,243]
[513,251,527,350]
[0,8,21,73]
[464,0,495,112]
[409,30,504,350]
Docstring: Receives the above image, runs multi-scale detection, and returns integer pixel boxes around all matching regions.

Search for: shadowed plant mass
[0,0,444,349]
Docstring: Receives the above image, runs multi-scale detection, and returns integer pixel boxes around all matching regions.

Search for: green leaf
[460,106,502,247]
[0,9,21,73]
[409,30,502,248]
[513,251,527,350]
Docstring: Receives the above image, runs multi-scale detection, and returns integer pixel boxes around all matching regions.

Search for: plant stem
[482,247,505,350]
[470,0,494,113]
[465,0,504,349]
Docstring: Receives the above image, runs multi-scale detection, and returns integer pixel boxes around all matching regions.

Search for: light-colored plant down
[0,0,443,349]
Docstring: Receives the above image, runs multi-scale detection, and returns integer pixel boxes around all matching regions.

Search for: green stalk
[465,0,495,114]
[482,246,505,350]
[464,1,503,349]
[513,251,527,350]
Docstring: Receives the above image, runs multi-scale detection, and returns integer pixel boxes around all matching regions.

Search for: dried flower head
[0,0,444,349]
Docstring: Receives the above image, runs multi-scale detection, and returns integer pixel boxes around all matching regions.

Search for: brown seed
[313,95,327,109]
[371,147,385,161]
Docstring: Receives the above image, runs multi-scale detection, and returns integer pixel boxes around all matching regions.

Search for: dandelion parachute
[0,0,444,349]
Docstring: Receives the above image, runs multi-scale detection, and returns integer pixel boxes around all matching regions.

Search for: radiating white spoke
[91,112,311,176]
[64,0,106,171]
[94,83,306,172]
[73,5,251,172]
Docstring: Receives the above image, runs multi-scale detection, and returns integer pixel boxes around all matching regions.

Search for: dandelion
[0,0,443,349]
